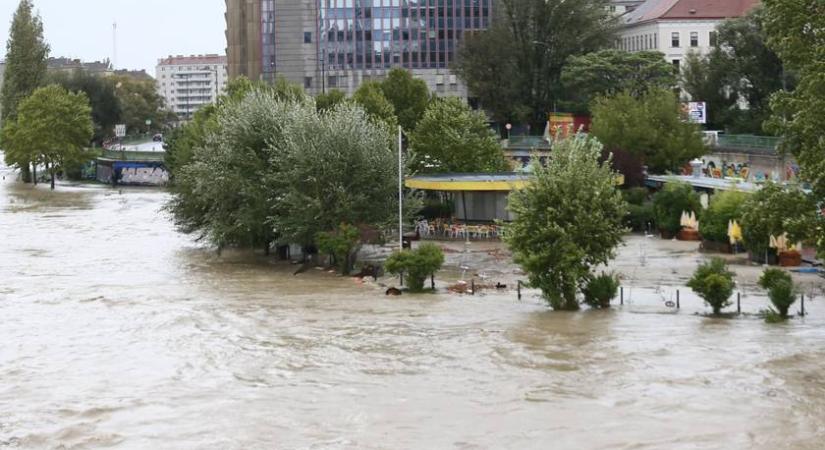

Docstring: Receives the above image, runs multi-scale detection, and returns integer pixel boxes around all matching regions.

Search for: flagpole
[398,125,404,251]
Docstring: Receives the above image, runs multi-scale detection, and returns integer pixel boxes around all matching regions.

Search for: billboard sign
[686,102,707,124]
[115,124,126,138]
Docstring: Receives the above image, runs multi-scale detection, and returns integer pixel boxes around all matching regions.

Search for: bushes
[758,268,797,318]
[702,190,748,243]
[623,188,654,232]
[583,273,620,308]
[384,243,445,292]
[652,182,701,235]
[687,258,735,315]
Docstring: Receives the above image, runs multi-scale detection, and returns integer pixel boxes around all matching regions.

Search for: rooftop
[158,54,227,66]
[625,0,759,26]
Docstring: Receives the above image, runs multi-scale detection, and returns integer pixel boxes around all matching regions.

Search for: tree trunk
[32,164,37,185]
[20,164,31,183]
[50,171,55,190]
[264,241,271,256]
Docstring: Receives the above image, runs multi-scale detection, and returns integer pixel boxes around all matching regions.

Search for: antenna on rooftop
[112,21,118,70]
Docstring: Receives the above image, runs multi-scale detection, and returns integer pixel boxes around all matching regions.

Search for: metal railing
[715,134,782,153]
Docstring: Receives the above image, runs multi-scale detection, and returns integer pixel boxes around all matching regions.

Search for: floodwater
[1,166,825,449]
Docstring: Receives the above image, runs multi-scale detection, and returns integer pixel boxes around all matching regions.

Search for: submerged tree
[270,102,403,249]
[687,258,735,315]
[1,85,93,190]
[505,135,627,310]
[0,0,50,182]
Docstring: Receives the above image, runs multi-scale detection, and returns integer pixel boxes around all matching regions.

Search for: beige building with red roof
[616,0,760,70]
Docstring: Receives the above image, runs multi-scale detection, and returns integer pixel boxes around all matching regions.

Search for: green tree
[763,0,825,255]
[505,135,627,310]
[163,103,218,180]
[0,85,93,190]
[316,223,361,275]
[384,243,445,292]
[455,0,615,126]
[380,68,431,131]
[687,258,735,315]
[111,75,172,134]
[168,89,302,254]
[409,97,508,173]
[739,183,817,261]
[682,8,790,133]
[681,51,739,132]
[651,182,701,235]
[47,70,122,144]
[270,103,404,248]
[352,81,398,130]
[701,190,748,243]
[561,50,676,112]
[758,268,796,318]
[590,89,707,173]
[0,0,50,182]
[315,89,347,112]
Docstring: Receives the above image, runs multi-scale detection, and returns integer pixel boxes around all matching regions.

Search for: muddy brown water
[1,165,825,449]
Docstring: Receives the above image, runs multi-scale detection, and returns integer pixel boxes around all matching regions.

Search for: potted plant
[653,182,701,239]
[677,210,701,241]
[740,182,816,265]
[700,190,748,253]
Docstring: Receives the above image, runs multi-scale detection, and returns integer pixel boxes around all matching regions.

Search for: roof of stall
[405,173,532,192]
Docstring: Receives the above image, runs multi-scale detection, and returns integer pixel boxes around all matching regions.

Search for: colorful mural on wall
[682,159,798,183]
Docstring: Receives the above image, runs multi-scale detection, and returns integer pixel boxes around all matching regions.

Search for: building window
[709,31,718,47]
[690,32,699,47]
[672,59,681,71]
[671,32,680,48]
[304,77,312,89]
[304,32,312,44]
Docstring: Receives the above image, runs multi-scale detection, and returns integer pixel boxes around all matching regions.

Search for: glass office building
[227,0,493,95]
[318,1,492,72]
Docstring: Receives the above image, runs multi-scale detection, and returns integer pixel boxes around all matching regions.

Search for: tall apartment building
[156,54,228,120]
[225,0,493,97]
[617,0,759,70]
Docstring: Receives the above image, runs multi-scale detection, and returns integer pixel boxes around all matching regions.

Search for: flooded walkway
[1,171,825,449]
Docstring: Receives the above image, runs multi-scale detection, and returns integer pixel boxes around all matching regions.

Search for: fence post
[737,292,741,315]
[676,289,680,309]
[517,280,522,301]
[471,279,475,296]
[620,286,624,306]
[801,293,806,317]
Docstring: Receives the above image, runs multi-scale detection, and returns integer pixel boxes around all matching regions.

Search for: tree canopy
[409,97,509,173]
[168,81,407,260]
[590,88,706,174]
[1,0,49,123]
[0,84,93,189]
[352,81,398,130]
[455,0,615,127]
[505,135,626,310]
[682,7,790,133]
[111,75,174,135]
[762,0,825,255]
[380,68,430,131]
[561,49,676,112]
[48,70,121,144]
[1,0,49,181]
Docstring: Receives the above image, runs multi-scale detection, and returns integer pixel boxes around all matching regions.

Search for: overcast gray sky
[0,0,227,76]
